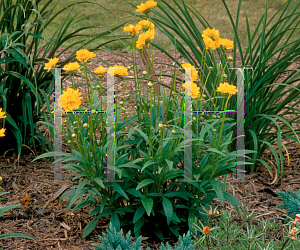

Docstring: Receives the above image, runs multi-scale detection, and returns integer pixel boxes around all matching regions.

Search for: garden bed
[0,47,300,249]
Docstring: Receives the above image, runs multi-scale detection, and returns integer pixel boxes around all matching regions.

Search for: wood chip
[60,222,71,231]
[43,185,70,209]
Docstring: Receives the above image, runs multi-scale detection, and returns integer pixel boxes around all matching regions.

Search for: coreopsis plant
[148,0,300,180]
[33,1,253,243]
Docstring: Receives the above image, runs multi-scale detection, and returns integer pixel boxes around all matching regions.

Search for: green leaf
[110,183,129,200]
[133,206,145,224]
[93,177,105,189]
[82,215,101,239]
[136,179,155,191]
[210,180,224,205]
[110,212,120,232]
[0,233,34,240]
[165,159,173,170]
[141,197,153,217]
[162,197,173,225]
[125,188,145,198]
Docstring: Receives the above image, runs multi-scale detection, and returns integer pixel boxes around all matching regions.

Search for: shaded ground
[0,47,300,249]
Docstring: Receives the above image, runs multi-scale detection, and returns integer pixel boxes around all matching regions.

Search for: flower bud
[213,129,217,132]
[227,56,233,61]
[147,82,153,88]
[142,71,148,75]
[0,176,2,182]
[208,66,214,70]
[291,236,296,241]
[212,115,217,119]
[67,140,71,144]
[193,117,197,121]
[36,121,40,126]
[181,61,185,65]
[202,94,207,99]
[71,133,76,138]
[119,101,124,106]
[126,94,130,98]
[208,210,212,215]
[122,107,126,112]
[158,123,164,129]
[171,130,176,134]
[223,74,228,78]
[203,226,210,234]
[290,227,298,236]
[96,85,101,90]
[73,121,77,125]
[83,123,88,128]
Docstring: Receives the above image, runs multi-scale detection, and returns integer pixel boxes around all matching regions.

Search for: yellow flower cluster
[0,108,6,137]
[136,20,155,32]
[216,82,237,95]
[59,88,83,112]
[123,1,157,49]
[76,49,96,62]
[44,49,128,79]
[44,58,59,72]
[94,65,107,75]
[182,81,200,99]
[123,24,141,37]
[63,62,81,72]
[181,63,198,82]
[107,65,129,76]
[136,29,155,50]
[136,0,157,14]
[202,28,233,50]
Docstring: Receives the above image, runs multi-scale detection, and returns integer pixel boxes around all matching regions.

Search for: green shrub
[277,188,300,223]
[92,222,197,250]
[92,222,147,250]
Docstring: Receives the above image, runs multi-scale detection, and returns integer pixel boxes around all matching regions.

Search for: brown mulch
[0,46,300,249]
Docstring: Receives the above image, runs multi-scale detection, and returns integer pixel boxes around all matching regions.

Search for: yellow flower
[0,108,6,119]
[44,58,59,72]
[181,63,198,82]
[136,29,155,50]
[63,62,81,72]
[0,128,5,137]
[201,28,221,50]
[136,20,155,33]
[59,88,83,111]
[76,49,96,62]
[136,0,157,14]
[219,38,234,50]
[94,65,107,75]
[0,176,2,182]
[123,24,141,37]
[216,82,237,95]
[182,82,200,99]
[107,65,129,76]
